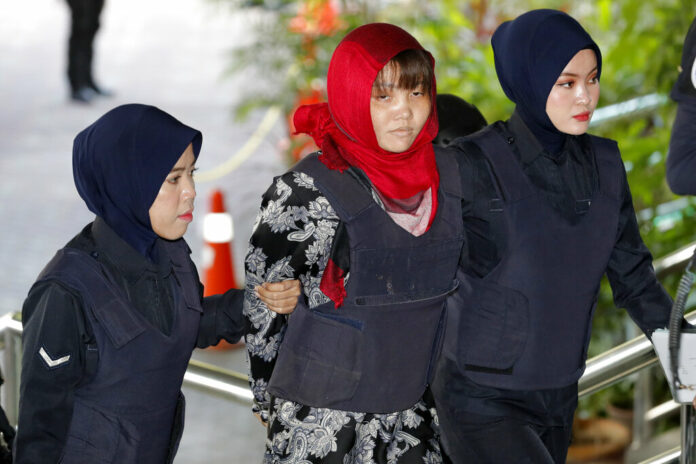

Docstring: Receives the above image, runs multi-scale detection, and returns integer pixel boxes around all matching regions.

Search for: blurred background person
[666,16,696,194]
[66,0,111,103]
[433,93,488,147]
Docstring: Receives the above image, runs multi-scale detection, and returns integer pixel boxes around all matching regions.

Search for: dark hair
[433,94,488,146]
[373,49,433,96]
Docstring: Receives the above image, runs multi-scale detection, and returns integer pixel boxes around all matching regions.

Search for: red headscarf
[294,22,440,228]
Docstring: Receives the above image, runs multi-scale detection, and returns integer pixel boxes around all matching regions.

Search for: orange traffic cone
[202,189,241,349]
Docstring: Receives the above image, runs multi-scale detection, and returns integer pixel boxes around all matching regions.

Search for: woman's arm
[196,288,245,348]
[666,17,696,195]
[196,281,300,349]
[14,283,89,463]
[605,169,672,336]
[243,172,339,423]
[666,102,696,195]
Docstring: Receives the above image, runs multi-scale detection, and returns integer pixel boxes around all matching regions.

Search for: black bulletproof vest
[442,125,622,390]
[34,241,201,463]
[267,150,464,413]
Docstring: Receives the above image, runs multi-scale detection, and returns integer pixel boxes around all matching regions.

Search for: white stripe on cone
[203,212,234,244]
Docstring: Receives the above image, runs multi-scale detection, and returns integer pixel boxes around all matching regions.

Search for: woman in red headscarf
[244,23,464,462]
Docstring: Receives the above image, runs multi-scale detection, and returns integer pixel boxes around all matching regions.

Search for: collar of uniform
[91,217,172,281]
[506,110,547,165]
[507,111,582,166]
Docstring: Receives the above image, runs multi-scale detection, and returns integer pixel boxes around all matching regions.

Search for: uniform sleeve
[196,287,245,348]
[14,282,89,464]
[605,170,672,337]
[243,172,339,422]
[667,16,696,194]
[666,102,696,195]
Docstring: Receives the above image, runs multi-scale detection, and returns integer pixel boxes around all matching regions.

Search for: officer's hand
[676,17,696,98]
[256,280,301,315]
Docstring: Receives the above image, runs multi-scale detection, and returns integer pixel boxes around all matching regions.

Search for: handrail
[590,93,669,127]
[578,311,696,398]
[655,242,696,278]
[184,359,253,404]
[639,448,681,464]
[2,239,695,411]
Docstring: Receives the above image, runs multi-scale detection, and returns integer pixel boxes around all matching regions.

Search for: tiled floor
[0,1,288,461]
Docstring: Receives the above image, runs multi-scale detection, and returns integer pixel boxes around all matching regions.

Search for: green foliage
[224,0,696,414]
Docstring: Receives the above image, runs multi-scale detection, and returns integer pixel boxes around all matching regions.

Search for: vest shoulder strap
[467,123,530,201]
[291,153,378,221]
[36,248,147,349]
[434,146,463,199]
[588,134,623,200]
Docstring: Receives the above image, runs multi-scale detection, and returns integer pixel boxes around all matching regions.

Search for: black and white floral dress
[244,170,443,464]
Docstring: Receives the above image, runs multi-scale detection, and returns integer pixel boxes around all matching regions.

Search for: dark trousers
[440,410,573,464]
[432,358,576,463]
[66,0,105,91]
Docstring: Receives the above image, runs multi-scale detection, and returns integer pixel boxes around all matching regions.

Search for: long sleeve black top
[15,218,244,463]
[449,112,672,424]
[666,101,696,195]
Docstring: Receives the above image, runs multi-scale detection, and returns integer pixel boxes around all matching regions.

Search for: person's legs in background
[66,0,106,103]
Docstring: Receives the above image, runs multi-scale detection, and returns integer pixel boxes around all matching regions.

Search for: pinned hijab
[73,104,202,259]
[293,22,440,228]
[492,9,601,155]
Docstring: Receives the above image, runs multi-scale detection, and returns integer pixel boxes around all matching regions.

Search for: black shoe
[70,87,96,103]
[89,84,114,97]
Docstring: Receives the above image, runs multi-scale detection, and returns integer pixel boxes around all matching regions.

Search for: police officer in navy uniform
[666,16,696,195]
[432,10,674,463]
[13,104,299,463]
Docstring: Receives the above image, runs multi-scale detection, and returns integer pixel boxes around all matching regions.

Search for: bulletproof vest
[442,124,622,390]
[267,149,464,413]
[35,240,201,464]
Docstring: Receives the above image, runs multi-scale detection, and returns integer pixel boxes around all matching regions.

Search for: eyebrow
[373,81,396,88]
[559,66,598,78]
[169,164,195,174]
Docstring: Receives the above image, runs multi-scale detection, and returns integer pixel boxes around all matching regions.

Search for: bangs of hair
[373,49,433,96]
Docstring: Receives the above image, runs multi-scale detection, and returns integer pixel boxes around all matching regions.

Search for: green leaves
[224,0,696,338]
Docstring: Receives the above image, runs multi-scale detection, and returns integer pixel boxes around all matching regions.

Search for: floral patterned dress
[244,170,443,464]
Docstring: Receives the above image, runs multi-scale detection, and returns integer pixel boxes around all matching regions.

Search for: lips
[573,112,591,122]
[389,127,414,137]
[178,210,194,222]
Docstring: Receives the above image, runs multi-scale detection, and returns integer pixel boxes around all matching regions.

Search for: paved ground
[0,0,290,461]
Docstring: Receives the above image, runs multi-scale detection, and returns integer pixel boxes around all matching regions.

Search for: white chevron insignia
[39,347,71,368]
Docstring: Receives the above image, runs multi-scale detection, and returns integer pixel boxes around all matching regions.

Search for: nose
[394,93,414,120]
[576,84,592,105]
[181,175,196,201]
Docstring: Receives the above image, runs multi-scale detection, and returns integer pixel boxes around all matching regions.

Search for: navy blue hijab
[73,104,202,259]
[492,9,602,155]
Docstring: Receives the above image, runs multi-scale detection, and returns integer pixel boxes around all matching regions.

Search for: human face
[370,65,432,153]
[545,49,600,135]
[149,144,197,240]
